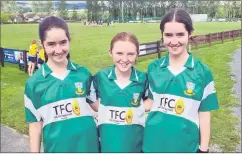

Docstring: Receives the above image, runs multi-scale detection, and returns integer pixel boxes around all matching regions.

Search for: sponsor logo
[175,98,185,115]
[125,109,133,124]
[72,99,80,116]
[75,82,84,95]
[53,99,80,120]
[158,97,185,115]
[184,82,195,96]
[109,108,133,124]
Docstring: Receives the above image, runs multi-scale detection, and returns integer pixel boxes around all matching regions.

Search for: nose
[54,44,63,53]
[170,37,179,45]
[121,55,128,62]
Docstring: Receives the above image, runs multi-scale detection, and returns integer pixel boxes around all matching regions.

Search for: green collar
[42,60,78,78]
[160,52,194,69]
[108,65,139,82]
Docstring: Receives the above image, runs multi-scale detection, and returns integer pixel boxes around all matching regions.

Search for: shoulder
[25,68,44,91]
[72,62,92,76]
[147,57,165,72]
[193,57,213,75]
[94,66,112,77]
[134,67,147,82]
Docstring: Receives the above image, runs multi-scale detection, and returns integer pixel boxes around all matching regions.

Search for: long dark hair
[160,8,194,44]
[39,16,70,62]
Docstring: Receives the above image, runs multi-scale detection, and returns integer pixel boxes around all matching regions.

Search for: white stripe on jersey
[202,81,216,101]
[98,103,146,127]
[87,81,97,102]
[24,94,42,121]
[37,97,93,127]
[150,92,200,128]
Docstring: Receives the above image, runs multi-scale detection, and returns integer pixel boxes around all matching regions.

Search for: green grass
[1,22,241,152]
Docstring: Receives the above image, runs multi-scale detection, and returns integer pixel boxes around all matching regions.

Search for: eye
[47,42,55,46]
[128,53,135,56]
[164,33,173,37]
[61,40,67,45]
[176,33,185,37]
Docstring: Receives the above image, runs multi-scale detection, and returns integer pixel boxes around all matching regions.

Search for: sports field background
[1,22,241,152]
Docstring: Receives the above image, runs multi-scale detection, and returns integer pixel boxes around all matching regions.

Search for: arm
[29,121,43,152]
[199,111,210,152]
[143,98,153,112]
[89,100,99,112]
[86,71,100,112]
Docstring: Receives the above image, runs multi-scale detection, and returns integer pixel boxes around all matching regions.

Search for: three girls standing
[24,8,219,153]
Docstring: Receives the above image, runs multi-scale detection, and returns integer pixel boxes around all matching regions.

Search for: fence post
[232,29,234,41]
[24,50,28,73]
[209,33,211,46]
[157,40,161,58]
[221,31,224,44]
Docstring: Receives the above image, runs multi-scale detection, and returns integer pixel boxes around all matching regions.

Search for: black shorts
[38,58,44,65]
[28,56,36,63]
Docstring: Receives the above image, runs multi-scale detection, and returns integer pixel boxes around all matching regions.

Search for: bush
[1,12,10,23]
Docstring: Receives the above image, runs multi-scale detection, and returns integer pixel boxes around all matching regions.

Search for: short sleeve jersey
[24,60,99,152]
[93,66,148,152]
[29,44,37,56]
[142,53,219,152]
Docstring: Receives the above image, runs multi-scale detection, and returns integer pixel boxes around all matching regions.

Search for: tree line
[1,0,241,23]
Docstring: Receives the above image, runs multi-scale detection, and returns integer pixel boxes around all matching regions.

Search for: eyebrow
[46,41,56,45]
[176,32,185,35]
[164,32,185,36]
[46,39,68,44]
[60,39,68,43]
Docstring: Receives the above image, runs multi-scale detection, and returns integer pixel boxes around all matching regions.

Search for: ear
[109,49,113,57]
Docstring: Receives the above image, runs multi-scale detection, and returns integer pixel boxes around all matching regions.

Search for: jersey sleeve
[199,68,219,111]
[92,72,99,99]
[147,63,155,100]
[86,71,96,104]
[24,82,42,123]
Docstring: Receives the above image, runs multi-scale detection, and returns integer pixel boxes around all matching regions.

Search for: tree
[78,11,87,20]
[7,1,18,13]
[57,0,68,19]
[31,1,40,13]
[44,1,53,15]
[71,4,78,20]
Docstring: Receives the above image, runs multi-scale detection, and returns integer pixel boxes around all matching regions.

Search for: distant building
[190,14,208,22]
[24,12,48,22]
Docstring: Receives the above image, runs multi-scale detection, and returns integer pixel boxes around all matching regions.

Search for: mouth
[53,52,65,58]
[119,62,131,68]
[168,45,181,51]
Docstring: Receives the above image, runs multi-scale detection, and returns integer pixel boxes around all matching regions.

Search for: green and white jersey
[93,66,147,152]
[143,53,219,152]
[24,60,99,152]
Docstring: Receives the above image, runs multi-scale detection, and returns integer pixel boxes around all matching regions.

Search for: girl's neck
[169,50,189,70]
[47,59,68,74]
[115,66,132,84]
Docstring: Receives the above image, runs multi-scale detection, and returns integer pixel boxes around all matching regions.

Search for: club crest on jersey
[175,98,185,115]
[184,82,195,96]
[75,82,84,95]
[131,93,139,106]
[126,109,133,124]
[72,99,80,116]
